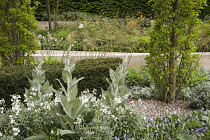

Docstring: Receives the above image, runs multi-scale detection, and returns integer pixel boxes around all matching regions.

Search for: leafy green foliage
[196,22,210,52]
[126,66,151,87]
[146,0,206,102]
[0,0,38,65]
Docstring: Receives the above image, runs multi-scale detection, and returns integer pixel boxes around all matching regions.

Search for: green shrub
[126,66,151,87]
[183,81,210,109]
[0,57,122,107]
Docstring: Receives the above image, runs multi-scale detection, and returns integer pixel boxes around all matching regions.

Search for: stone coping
[32,50,210,70]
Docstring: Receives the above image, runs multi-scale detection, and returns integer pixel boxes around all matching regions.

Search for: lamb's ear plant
[54,47,94,137]
[24,61,54,103]
[177,134,198,140]
[96,56,145,138]
[102,55,130,105]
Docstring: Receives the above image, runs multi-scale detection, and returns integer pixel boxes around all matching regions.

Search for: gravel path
[127,98,196,119]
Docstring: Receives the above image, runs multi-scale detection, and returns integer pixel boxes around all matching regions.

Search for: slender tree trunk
[168,0,179,103]
[10,0,20,65]
[45,0,52,33]
[54,0,60,32]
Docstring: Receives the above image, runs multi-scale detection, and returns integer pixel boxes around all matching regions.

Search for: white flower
[31,92,36,96]
[69,44,74,48]
[37,34,42,39]
[0,98,5,105]
[79,95,89,104]
[82,89,90,94]
[74,115,82,125]
[10,118,15,124]
[113,96,122,104]
[0,132,2,136]
[78,23,84,28]
[12,104,20,110]
[12,127,20,136]
[11,95,21,102]
[0,107,4,113]
[44,104,50,110]
[54,96,60,103]
[55,39,57,41]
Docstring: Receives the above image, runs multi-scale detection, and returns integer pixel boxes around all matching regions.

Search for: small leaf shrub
[128,86,157,99]
[183,81,210,109]
[0,57,122,107]
[179,69,210,109]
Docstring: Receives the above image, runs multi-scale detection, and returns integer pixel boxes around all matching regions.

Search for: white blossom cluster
[9,95,21,136]
[78,23,84,28]
[37,33,64,47]
[0,98,5,113]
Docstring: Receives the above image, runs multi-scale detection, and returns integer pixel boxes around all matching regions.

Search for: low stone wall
[32,50,210,70]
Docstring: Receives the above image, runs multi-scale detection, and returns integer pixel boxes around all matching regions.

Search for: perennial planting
[0,52,210,139]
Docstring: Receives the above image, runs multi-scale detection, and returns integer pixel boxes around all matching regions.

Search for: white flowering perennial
[113,96,122,104]
[11,95,21,115]
[100,104,111,115]
[0,98,5,113]
[12,127,20,136]
[74,115,83,125]
[0,98,5,105]
[78,23,84,28]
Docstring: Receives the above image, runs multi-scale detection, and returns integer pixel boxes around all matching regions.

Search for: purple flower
[196,128,206,133]
[114,136,120,140]
[164,118,169,122]
[123,134,126,139]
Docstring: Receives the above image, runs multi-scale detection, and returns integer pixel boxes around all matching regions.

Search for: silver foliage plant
[54,47,95,137]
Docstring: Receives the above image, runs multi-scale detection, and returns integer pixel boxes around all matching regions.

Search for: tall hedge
[0,57,122,107]
[32,0,153,20]
[32,0,209,21]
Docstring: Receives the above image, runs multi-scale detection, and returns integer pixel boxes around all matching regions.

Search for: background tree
[0,0,38,65]
[45,0,52,33]
[146,0,206,103]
